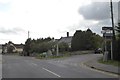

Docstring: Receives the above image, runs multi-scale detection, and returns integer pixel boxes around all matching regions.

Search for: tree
[116,22,120,61]
[91,34,103,49]
[23,37,55,56]
[7,45,15,53]
[85,29,94,49]
[7,41,15,53]
[71,30,83,51]
[58,42,69,52]
[71,29,103,51]
[116,22,120,35]
[24,38,32,56]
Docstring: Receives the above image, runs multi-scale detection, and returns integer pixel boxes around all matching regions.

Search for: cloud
[78,1,119,35]
[0,27,25,35]
[98,19,112,26]
[0,2,11,12]
[90,22,111,35]
[79,2,118,21]
[118,1,120,22]
[79,2,110,21]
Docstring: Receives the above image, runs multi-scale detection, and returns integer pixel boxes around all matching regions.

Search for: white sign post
[102,27,113,61]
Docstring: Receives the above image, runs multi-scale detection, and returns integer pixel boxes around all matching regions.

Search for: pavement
[84,55,120,75]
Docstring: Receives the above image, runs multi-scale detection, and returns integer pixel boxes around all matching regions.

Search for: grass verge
[36,50,93,60]
[98,58,120,67]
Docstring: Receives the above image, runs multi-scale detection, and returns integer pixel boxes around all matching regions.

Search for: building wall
[16,48,23,53]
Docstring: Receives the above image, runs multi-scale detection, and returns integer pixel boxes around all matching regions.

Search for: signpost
[103,33,113,39]
[102,27,113,30]
[102,27,113,61]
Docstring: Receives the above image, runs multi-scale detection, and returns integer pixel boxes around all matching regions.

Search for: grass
[98,58,120,67]
[35,51,70,59]
[36,50,93,60]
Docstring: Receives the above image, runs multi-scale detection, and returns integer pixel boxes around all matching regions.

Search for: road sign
[103,33,113,39]
[102,27,113,30]
[103,33,113,37]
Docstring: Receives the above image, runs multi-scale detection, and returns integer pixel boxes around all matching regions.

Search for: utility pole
[28,31,30,39]
[56,44,59,56]
[110,0,115,38]
[110,0,116,60]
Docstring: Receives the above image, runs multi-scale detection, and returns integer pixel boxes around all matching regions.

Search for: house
[2,44,7,53]
[2,41,24,54]
[14,44,24,53]
[58,32,72,48]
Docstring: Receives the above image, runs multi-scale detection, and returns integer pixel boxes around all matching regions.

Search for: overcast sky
[0,0,119,44]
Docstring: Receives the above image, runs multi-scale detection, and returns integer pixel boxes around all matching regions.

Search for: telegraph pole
[110,0,116,60]
[110,0,115,38]
[28,31,30,39]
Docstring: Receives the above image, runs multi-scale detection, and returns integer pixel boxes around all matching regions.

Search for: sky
[0,0,119,44]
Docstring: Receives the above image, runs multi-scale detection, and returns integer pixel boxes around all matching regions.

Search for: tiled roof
[14,44,24,48]
[58,36,72,44]
[2,44,24,48]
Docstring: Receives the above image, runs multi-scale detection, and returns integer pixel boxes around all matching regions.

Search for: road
[2,54,119,78]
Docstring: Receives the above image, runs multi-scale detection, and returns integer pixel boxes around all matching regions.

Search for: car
[94,48,102,54]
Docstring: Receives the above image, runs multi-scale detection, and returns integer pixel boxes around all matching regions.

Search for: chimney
[67,32,69,37]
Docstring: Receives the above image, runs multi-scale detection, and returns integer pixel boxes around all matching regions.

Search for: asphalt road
[2,54,119,78]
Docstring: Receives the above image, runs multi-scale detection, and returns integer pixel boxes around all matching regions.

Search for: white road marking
[42,68,61,77]
[31,63,37,66]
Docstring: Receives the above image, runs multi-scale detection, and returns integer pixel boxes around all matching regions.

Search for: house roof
[58,36,72,44]
[14,44,24,48]
[2,44,24,49]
